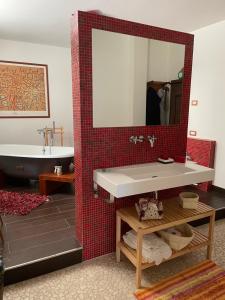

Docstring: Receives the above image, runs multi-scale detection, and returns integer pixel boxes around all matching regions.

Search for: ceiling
[1,0,225,47]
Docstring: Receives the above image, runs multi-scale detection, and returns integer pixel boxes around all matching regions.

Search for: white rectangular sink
[93,161,215,198]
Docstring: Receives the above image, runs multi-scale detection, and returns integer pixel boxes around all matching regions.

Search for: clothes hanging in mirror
[158,85,171,125]
[146,87,161,125]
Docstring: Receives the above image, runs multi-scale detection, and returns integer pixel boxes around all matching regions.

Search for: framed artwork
[0,60,50,118]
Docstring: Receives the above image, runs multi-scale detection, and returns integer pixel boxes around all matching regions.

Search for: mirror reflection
[92,29,185,128]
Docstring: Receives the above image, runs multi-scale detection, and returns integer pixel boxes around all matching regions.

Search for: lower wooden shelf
[116,198,215,288]
[118,228,209,270]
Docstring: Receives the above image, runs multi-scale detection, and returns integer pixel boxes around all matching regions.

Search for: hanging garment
[158,86,170,125]
[146,87,161,125]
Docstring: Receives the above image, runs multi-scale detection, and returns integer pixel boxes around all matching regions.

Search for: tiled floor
[1,182,225,285]
[4,219,225,300]
[1,182,81,271]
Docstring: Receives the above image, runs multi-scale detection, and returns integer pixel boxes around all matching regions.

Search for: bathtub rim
[0,144,74,159]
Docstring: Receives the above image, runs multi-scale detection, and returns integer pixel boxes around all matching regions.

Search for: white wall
[147,40,185,82]
[92,29,133,127]
[131,37,148,125]
[189,20,225,188]
[0,39,73,146]
[168,43,185,80]
[147,39,170,82]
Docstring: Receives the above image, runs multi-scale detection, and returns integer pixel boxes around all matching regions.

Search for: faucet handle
[147,135,157,148]
[129,135,145,144]
[129,136,137,144]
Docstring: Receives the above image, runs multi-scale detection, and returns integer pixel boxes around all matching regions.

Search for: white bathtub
[0,144,74,158]
[0,144,74,179]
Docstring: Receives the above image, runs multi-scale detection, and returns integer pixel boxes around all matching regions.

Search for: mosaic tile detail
[71,11,194,259]
[187,138,216,191]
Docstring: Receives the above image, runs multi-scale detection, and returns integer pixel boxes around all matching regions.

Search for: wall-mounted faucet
[129,135,144,144]
[147,135,157,148]
[129,135,157,147]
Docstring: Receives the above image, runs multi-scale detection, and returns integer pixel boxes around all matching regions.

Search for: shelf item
[116,197,215,288]
[158,223,194,251]
[123,230,172,265]
[119,229,208,269]
[179,192,199,209]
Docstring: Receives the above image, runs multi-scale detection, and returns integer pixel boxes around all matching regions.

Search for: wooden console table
[39,173,74,195]
[116,198,215,288]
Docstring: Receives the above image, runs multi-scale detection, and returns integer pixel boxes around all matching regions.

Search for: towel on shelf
[123,230,172,265]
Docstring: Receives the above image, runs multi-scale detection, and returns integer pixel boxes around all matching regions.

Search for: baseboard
[4,248,82,285]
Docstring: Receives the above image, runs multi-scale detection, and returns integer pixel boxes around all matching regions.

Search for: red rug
[135,260,225,300]
[0,190,48,215]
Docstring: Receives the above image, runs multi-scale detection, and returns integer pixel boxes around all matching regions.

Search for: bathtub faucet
[37,128,47,154]
[48,129,55,155]
[49,129,54,147]
[37,122,56,154]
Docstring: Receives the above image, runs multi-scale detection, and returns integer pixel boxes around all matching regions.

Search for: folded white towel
[123,230,172,265]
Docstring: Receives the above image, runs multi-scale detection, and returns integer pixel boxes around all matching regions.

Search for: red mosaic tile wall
[71,11,194,260]
[187,138,216,191]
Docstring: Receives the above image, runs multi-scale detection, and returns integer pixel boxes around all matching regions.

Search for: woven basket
[158,224,194,251]
[179,192,199,209]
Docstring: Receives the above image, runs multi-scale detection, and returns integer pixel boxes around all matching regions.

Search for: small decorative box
[135,197,163,221]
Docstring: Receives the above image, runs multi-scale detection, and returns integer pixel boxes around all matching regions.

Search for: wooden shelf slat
[117,198,214,233]
[119,229,209,270]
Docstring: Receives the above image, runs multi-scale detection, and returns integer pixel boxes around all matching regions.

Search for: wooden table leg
[116,214,121,262]
[207,211,215,259]
[136,230,143,289]
[39,179,47,195]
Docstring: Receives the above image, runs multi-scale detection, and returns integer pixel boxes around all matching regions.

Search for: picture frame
[0,60,50,118]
